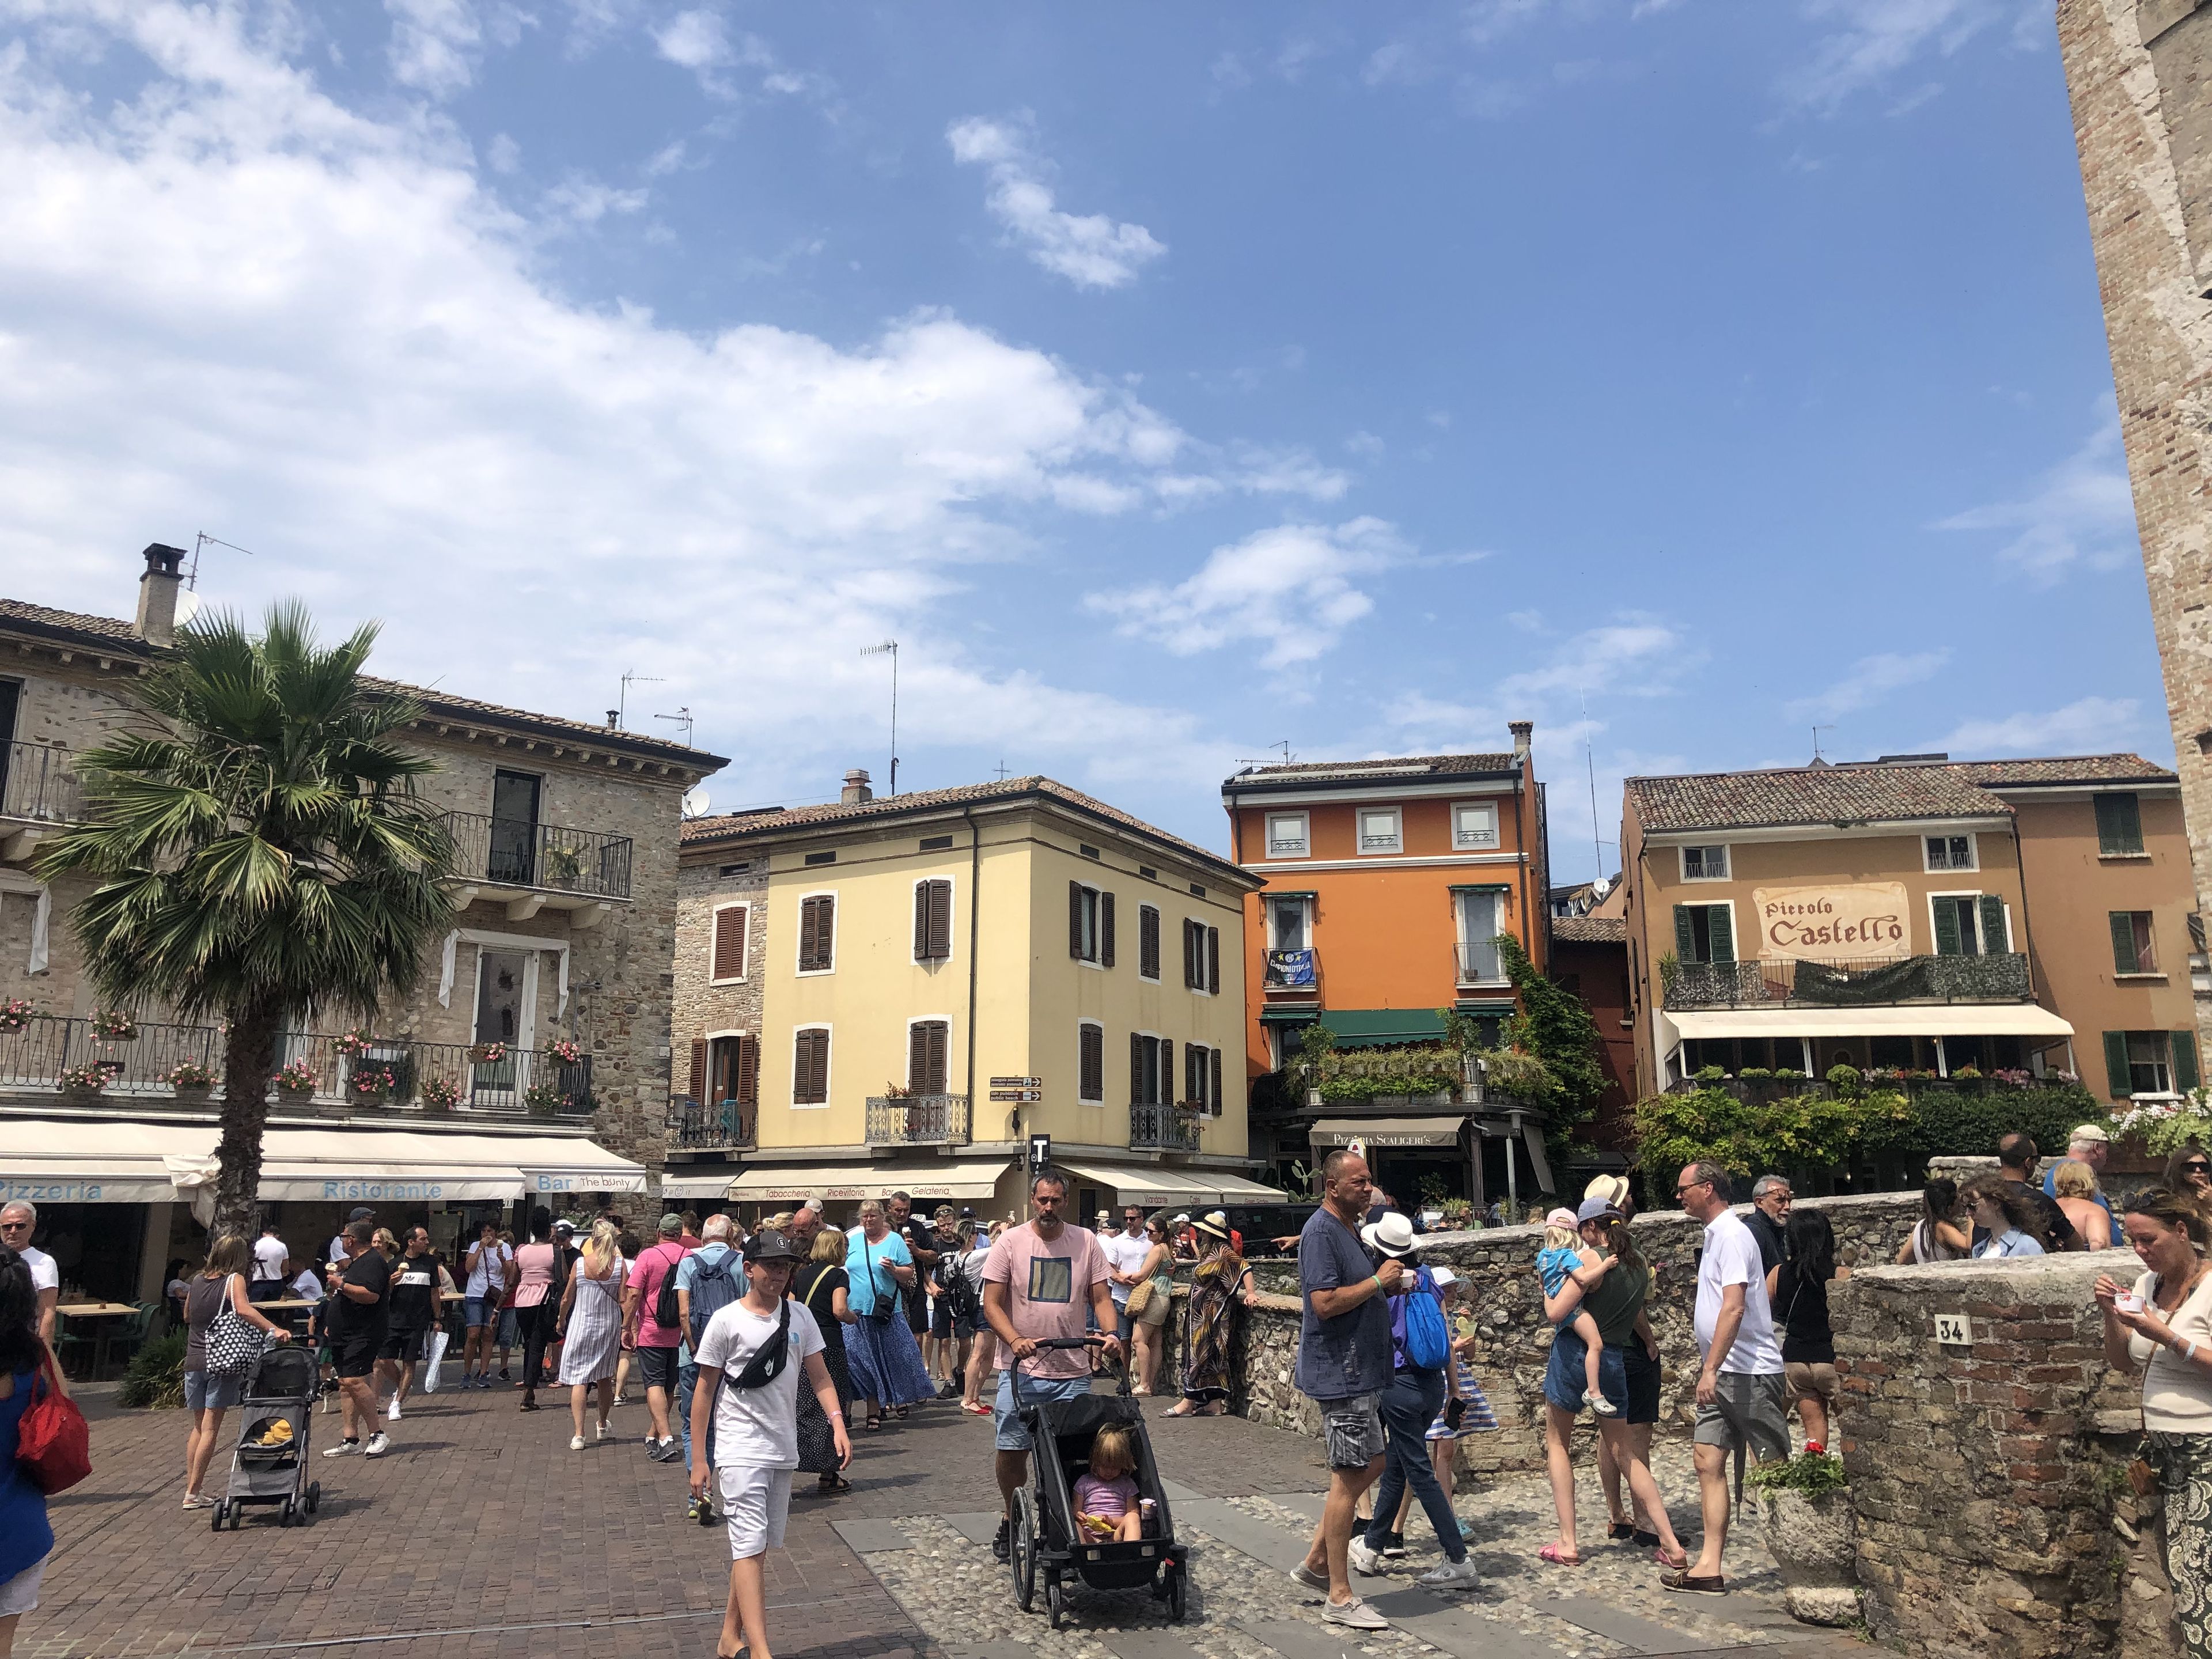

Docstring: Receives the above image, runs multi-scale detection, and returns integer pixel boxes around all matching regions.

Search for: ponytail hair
[1601,1214,1643,1274]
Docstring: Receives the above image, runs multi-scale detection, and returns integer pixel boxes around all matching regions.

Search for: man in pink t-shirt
[980,1167,1120,1563]
[623,1213,694,1463]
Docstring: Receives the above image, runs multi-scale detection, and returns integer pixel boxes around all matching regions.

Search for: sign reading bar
[1751,881,1909,960]
[989,1076,1042,1088]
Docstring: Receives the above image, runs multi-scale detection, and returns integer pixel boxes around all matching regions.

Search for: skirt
[797,1343,855,1473]
[1427,1357,1499,1440]
[845,1313,935,1407]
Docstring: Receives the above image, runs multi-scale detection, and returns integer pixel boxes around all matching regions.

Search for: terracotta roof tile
[1628,752,2173,834]
[1960,755,2176,787]
[1553,916,1626,944]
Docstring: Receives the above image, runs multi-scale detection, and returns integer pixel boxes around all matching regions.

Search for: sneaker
[1289,1563,1329,1592]
[570,1434,586,1450]
[685,1496,703,1521]
[363,1432,389,1457]
[498,1367,512,1382]
[991,1516,1012,1562]
[323,1440,361,1457]
[596,1420,611,1441]
[1417,1558,1482,1591]
[1377,1531,1407,1559]
[387,1397,402,1422]
[1457,1518,1478,1541]
[1347,1539,1384,1577]
[1320,1597,1389,1631]
[650,1438,686,1464]
[181,1493,215,1509]
[1588,1393,1620,1418]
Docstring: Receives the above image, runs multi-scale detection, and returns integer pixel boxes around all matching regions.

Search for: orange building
[1220,731,1551,1203]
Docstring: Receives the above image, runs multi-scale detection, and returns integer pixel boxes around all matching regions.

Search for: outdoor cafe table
[55,1301,137,1379]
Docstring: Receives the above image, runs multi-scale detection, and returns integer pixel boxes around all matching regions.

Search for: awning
[496,1135,651,1196]
[1309,1117,1467,1150]
[660,1171,743,1199]
[1321,1009,1450,1047]
[726,1160,1013,1203]
[0,1119,215,1205]
[1058,1161,1287,1206]
[248,1129,533,1203]
[1669,1005,2074,1041]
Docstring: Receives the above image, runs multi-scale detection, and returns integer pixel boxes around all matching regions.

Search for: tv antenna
[1234,741,1294,768]
[653,706,695,747]
[615,670,662,731]
[861,640,899,795]
[188,532,255,590]
[1811,725,1835,762]
[1581,684,1604,883]
[993,759,1011,781]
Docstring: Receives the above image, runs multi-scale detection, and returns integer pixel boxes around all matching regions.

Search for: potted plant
[1747,1452,1858,1625]
[547,1038,584,1066]
[524,1079,566,1119]
[334,1030,376,1058]
[271,1058,319,1101]
[419,1074,463,1113]
[0,998,31,1035]
[348,1063,397,1104]
[90,1009,138,1040]
[469,1040,507,1066]
[164,1059,217,1107]
[56,1061,109,1104]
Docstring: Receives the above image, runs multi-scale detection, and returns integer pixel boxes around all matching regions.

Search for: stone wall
[671,855,768,1089]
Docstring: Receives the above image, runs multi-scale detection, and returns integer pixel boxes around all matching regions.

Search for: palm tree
[35,602,454,1237]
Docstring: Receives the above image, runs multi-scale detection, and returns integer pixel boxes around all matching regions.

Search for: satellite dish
[1590,876,1611,899]
[681,786,710,819]
[174,590,203,628]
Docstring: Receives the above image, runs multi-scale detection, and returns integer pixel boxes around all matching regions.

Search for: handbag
[17,1347,92,1494]
[863,1239,896,1327]
[204,1275,267,1377]
[1124,1277,1156,1320]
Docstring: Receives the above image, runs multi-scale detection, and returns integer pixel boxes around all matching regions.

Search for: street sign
[1028,1132,1052,1172]
[989,1075,1042,1088]
[989,1089,1041,1103]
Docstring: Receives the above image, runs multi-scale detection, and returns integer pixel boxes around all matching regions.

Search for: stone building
[0,546,724,1308]
[2056,0,2212,1056]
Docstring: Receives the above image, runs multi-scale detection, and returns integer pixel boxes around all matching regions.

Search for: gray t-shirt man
[1294,1206,1392,1400]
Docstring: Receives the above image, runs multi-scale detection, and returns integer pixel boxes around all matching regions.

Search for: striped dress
[556,1255,627,1386]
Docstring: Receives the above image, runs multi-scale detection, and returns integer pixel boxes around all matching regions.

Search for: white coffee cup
[2114,1291,2146,1316]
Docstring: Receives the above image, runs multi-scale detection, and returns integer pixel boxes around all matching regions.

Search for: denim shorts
[464,1296,494,1328]
[184,1369,242,1411]
[994,1370,1091,1452]
[1542,1325,1593,1412]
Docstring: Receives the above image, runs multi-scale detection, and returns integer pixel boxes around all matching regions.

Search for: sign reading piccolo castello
[1752,882,1909,959]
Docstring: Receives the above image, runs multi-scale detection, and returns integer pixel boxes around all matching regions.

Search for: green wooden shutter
[2110,912,2139,975]
[1933,899,1963,957]
[2096,793,2144,855]
[1707,904,1734,965]
[1978,895,2008,955]
[2176,1031,2202,1095]
[1673,904,1695,962]
[2103,1031,2131,1100]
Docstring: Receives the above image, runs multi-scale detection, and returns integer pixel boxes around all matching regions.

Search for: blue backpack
[1401,1265,1450,1371]
[685,1249,743,1351]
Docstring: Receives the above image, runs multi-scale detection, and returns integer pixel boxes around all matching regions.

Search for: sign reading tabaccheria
[1752,881,1909,959]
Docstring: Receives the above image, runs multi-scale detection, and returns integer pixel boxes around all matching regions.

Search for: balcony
[1663,953,2034,1012]
[441,810,633,915]
[1263,947,1321,1008]
[1128,1100,1202,1152]
[865,1094,971,1146]
[1454,942,1507,987]
[1,741,81,858]
[666,1097,756,1151]
[0,1014,594,1118]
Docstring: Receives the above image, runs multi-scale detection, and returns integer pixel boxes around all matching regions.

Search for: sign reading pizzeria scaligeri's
[1751,881,1909,959]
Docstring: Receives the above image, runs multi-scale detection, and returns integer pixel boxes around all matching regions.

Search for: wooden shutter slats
[1210,1047,1222,1118]
[2111,911,2139,975]
[1977,895,2007,956]
[1932,899,1963,958]
[2103,1031,2131,1100]
[1161,1037,1173,1105]
[1183,919,1196,988]
[1672,905,1695,963]
[1101,891,1116,968]
[914,884,931,960]
[737,1036,758,1109]
[688,1037,707,1104]
[795,1029,830,1104]
[1070,881,1084,959]
[800,895,836,972]
[1080,1024,1102,1100]
[1131,1032,1145,1104]
[1139,906,1159,979]
[713,906,747,980]
[1207,926,1221,995]
[2176,1030,2202,1094]
[908,1021,948,1093]
[1707,904,1734,965]
[930,879,952,958]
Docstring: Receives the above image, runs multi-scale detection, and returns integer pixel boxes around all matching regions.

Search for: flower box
[0,999,32,1035]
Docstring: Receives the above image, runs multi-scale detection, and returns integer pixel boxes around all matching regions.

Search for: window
[1138,865,1157,880]
[1078,1022,1104,1103]
[717,862,749,876]
[1183,919,1221,993]
[1138,904,1161,980]
[695,1033,755,1108]
[1931,895,2008,957]
[804,850,836,866]
[2111,911,2159,975]
[1357,808,1403,854]
[1080,843,1101,860]
[2104,1029,2200,1098]
[907,1020,949,1094]
[710,903,748,982]
[797,894,836,972]
[1672,902,1735,965]
[1188,883,1206,897]
[792,1028,831,1105]
[919,835,953,852]
[912,878,953,961]
[1680,845,1729,881]
[1456,888,1507,982]
[1267,895,1310,950]
[1924,835,1976,873]
[1130,1033,1172,1105]
[1266,812,1310,857]
[1068,882,1115,965]
[2096,792,2146,855]
[488,768,541,884]
[1185,1043,1224,1116]
[1452,802,1499,850]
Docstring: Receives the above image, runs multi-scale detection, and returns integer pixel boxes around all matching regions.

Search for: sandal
[1537,1543,1580,1567]
[892,1404,908,1419]
[1632,1528,1662,1548]
[1654,1548,1691,1571]
[865,1414,882,1433]
[1164,1403,1199,1416]
[1607,1521,1637,1541]
[1659,1569,1726,1594]
[816,1474,853,1494]
[961,1400,992,1416]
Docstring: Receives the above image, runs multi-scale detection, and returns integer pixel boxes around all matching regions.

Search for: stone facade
[668,852,768,1159]
[2058,0,2212,1056]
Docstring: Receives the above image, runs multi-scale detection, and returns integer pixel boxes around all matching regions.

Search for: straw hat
[1192,1210,1232,1241]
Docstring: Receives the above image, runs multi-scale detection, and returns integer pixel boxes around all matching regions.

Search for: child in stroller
[1073,1423,1144,1543]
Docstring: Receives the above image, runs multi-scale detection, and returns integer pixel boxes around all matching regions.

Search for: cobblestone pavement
[26,1381,1865,1659]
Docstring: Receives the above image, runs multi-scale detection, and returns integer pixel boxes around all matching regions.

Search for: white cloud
[1495,616,1688,700]
[1939,410,2139,585]
[1781,1,2024,113]
[384,0,529,97]
[653,7,727,71]
[1929,696,2144,756]
[1783,649,1950,721]
[486,131,521,173]
[0,1,1307,801]
[1084,519,1407,669]
[542,174,649,226]
[947,115,1165,291]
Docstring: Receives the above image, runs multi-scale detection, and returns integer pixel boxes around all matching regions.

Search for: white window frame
[911,875,957,965]
[1922,832,1978,874]
[904,1014,955,1094]
[1185,1041,1220,1116]
[794,889,838,977]
[1927,890,2009,955]
[1679,844,1730,882]
[1355,806,1403,856]
[1267,893,1313,951]
[791,1023,832,1109]
[1132,1029,1170,1107]
[1184,916,1220,997]
[2128,1031,2176,1099]
[708,901,749,986]
[1454,888,1510,984]
[702,1028,751,1104]
[1677,899,1739,966]
[1077,1018,1105,1104]
[1264,811,1310,859]
[1450,801,1500,851]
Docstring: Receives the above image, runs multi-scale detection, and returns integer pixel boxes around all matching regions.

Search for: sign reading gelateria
[1752,882,1909,959]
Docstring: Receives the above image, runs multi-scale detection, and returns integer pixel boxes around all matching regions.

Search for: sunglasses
[2185,1161,2211,1175]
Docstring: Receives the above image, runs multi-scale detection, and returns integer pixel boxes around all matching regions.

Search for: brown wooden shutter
[1070,881,1084,958]
[712,906,746,979]
[801,896,834,971]
[1161,1037,1174,1104]
[1182,919,1196,987]
[1130,1032,1145,1104]
[929,879,952,959]
[1080,1024,1100,1100]
[1101,891,1116,967]
[737,1036,758,1109]
[1207,926,1221,995]
[914,883,931,960]
[1139,906,1159,979]
[1210,1047,1223,1117]
[688,1037,707,1104]
[927,1022,949,1092]
[796,1029,829,1104]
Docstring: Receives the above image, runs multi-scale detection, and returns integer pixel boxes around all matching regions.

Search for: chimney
[1508,720,1533,766]
[606,710,620,731]
[841,768,873,805]
[133,543,187,647]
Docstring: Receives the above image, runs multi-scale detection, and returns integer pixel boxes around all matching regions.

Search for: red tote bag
[17,1350,90,1495]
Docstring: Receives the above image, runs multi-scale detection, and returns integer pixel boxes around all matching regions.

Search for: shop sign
[1751,881,1909,959]
[320,1179,448,1200]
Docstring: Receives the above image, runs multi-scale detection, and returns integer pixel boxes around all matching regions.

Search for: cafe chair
[102,1302,160,1377]
[54,1311,96,1380]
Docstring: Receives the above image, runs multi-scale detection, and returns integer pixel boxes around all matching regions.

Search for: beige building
[670,771,1279,1223]
[0,545,724,1313]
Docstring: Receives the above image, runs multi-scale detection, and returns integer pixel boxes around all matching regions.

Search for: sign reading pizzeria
[1751,881,1909,960]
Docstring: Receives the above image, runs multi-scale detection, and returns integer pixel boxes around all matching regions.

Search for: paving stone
[1175,1499,1311,1574]
[945,1643,1036,1659]
[1535,1596,1760,1654]
[1358,1589,1582,1659]
[1235,1616,1370,1659]
[944,1513,1008,1547]
[1257,1492,1325,1522]
[836,1520,919,1554]
[1098,1634,1212,1659]
[1156,1477,1210,1505]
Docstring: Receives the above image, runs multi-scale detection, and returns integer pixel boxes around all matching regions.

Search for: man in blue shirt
[1288,1149,1402,1631]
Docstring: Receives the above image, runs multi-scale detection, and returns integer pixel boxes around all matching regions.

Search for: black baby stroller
[1007,1336,1188,1628]
[213,1344,323,1530]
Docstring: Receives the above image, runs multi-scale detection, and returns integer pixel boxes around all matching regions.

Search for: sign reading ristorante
[1751,881,1909,959]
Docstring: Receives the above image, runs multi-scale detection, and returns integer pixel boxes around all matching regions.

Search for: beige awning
[1669,1005,2074,1041]
[247,1128,533,1203]
[1309,1117,1467,1150]
[1058,1161,1287,1206]
[726,1160,1013,1203]
[0,1119,214,1204]
[659,1172,742,1199]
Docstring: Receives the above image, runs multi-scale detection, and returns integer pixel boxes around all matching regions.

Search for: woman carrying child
[1074,1422,1147,1542]
[1537,1209,1619,1420]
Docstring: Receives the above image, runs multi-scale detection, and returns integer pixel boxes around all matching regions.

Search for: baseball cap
[1577,1196,1623,1226]
[658,1213,684,1236]
[551,1217,575,1234]
[1430,1266,1458,1290]
[2068,1123,2111,1144]
[1544,1207,1579,1230]
[744,1229,799,1264]
[346,1206,376,1221]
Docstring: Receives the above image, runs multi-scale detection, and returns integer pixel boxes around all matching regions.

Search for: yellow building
[675,771,1278,1223]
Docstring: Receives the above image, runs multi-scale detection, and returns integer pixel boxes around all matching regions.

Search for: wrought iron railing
[1664,953,2033,1010]
[1128,1100,1201,1151]
[1453,942,1506,984]
[668,1097,756,1149]
[863,1094,971,1145]
[442,811,634,900]
[0,740,81,825]
[0,1014,593,1116]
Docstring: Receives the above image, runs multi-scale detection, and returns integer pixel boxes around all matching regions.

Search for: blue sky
[0,2,2157,876]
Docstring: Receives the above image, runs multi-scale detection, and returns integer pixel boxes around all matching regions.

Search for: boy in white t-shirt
[690,1229,848,1659]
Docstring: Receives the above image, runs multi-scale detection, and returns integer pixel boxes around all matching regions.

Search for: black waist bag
[721,1301,793,1392]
